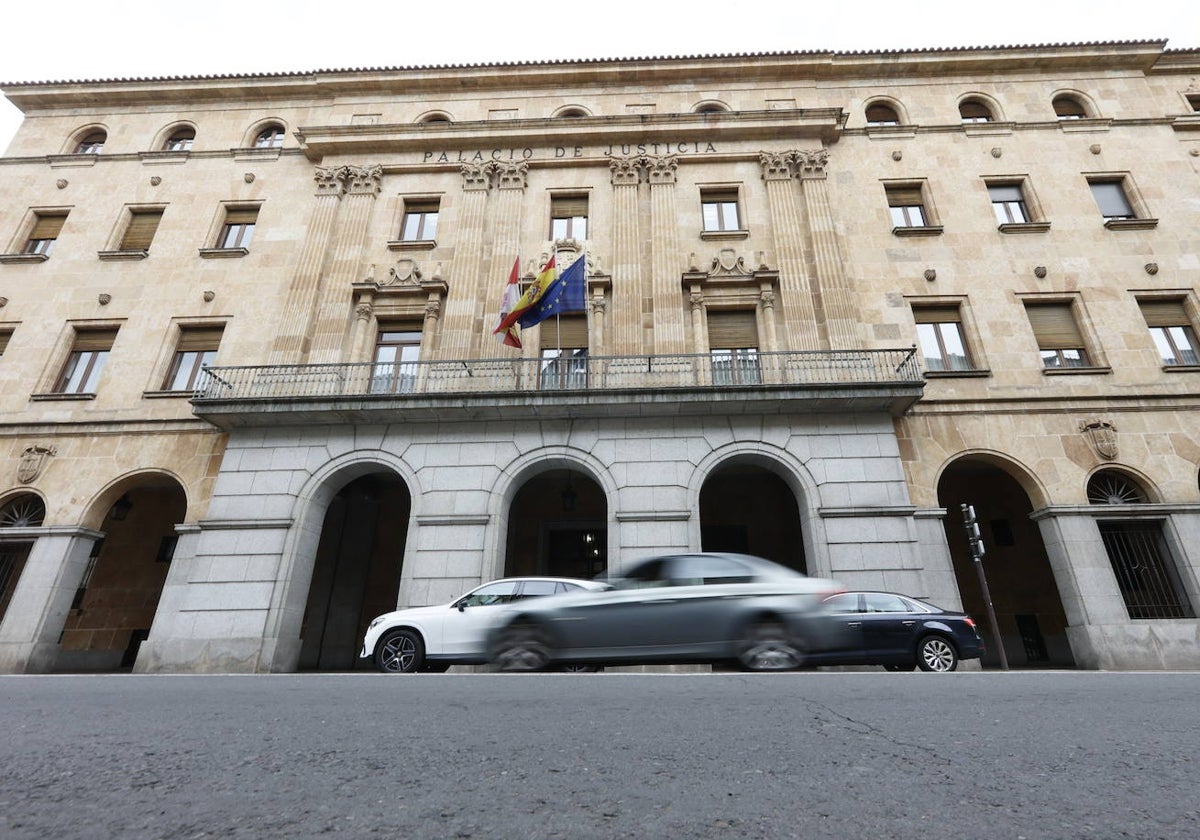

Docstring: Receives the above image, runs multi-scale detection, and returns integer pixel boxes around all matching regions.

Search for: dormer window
[75,132,106,154]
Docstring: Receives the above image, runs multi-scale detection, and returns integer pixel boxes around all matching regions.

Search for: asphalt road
[1,671,1197,839]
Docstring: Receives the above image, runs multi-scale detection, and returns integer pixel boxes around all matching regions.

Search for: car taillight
[964,617,977,629]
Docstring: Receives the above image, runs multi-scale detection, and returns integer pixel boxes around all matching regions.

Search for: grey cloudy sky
[0,0,1194,152]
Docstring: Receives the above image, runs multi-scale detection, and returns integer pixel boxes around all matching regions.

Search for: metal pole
[961,503,1008,670]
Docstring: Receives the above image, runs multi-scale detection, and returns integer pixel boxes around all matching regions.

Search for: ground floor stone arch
[937,455,1075,668]
[698,457,807,573]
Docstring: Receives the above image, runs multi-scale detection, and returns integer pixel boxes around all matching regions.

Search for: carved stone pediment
[387,258,423,286]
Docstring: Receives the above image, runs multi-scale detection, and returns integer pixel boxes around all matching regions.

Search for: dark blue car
[809,591,985,672]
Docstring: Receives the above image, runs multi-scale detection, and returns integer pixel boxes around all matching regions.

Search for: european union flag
[517,256,587,328]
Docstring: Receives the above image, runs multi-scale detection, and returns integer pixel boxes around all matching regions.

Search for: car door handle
[902,620,916,626]
[846,621,862,628]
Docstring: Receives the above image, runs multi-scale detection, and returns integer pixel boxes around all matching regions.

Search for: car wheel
[916,636,958,672]
[737,621,805,671]
[374,629,424,673]
[492,623,552,672]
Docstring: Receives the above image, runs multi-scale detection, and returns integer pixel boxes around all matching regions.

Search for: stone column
[609,156,644,354]
[268,166,345,363]
[647,156,686,354]
[797,150,860,349]
[759,288,779,352]
[439,163,492,358]
[759,151,820,350]
[475,162,527,356]
[308,165,384,363]
[0,528,102,673]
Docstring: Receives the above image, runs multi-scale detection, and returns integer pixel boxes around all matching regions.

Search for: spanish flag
[493,255,557,338]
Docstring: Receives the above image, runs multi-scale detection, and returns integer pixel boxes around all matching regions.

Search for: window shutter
[540,315,588,348]
[73,329,118,352]
[912,306,961,324]
[224,207,259,225]
[177,326,224,352]
[708,310,759,349]
[119,210,164,250]
[1139,299,1188,328]
[551,195,588,218]
[886,186,923,206]
[1026,303,1084,349]
[29,214,68,239]
[987,184,1023,202]
[1089,182,1132,217]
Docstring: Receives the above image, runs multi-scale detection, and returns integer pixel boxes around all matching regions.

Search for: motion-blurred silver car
[487,553,844,671]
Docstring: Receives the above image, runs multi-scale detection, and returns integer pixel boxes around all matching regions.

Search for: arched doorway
[59,478,186,671]
[699,463,806,573]
[299,472,410,671]
[505,468,607,579]
[938,458,1075,668]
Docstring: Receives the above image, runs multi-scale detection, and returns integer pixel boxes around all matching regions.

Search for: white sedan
[361,577,610,673]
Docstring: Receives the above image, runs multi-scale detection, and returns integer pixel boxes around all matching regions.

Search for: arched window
[0,494,46,527]
[254,124,285,148]
[555,107,589,118]
[75,131,106,154]
[694,101,730,114]
[418,112,452,124]
[164,128,195,152]
[865,102,901,126]
[959,99,994,123]
[1053,96,1088,120]
[1087,470,1148,505]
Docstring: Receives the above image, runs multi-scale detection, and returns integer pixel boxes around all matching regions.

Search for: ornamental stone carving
[760,290,776,310]
[460,163,492,191]
[1080,419,1118,460]
[344,164,383,195]
[424,299,442,319]
[494,161,529,190]
[355,302,374,320]
[759,152,794,182]
[793,149,829,178]
[387,257,423,285]
[314,166,347,196]
[709,247,748,277]
[18,445,56,484]
[645,155,679,185]
[609,155,643,186]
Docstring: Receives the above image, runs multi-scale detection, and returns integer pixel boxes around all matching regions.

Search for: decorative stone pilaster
[608,155,644,353]
[440,164,496,356]
[796,150,860,348]
[759,150,821,350]
[268,166,348,363]
[646,155,686,353]
[478,162,527,356]
[308,164,386,362]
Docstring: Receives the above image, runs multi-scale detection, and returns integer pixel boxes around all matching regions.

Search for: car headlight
[368,616,385,630]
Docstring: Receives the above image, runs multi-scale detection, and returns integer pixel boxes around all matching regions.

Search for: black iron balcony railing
[194,349,921,401]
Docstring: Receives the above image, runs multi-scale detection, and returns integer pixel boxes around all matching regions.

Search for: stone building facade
[0,40,1198,673]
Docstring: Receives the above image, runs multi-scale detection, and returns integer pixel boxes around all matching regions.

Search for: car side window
[669,555,753,585]
[824,593,863,613]
[516,580,559,599]
[863,593,911,613]
[619,559,669,589]
[457,581,519,608]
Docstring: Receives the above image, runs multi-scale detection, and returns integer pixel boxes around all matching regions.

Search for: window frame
[74,131,106,155]
[372,326,423,394]
[218,206,259,250]
[865,102,901,127]
[984,178,1050,233]
[162,326,224,392]
[912,304,977,374]
[1085,174,1157,230]
[399,198,440,242]
[22,211,69,257]
[1021,297,1106,373]
[163,128,195,152]
[699,188,742,235]
[53,328,118,395]
[1137,297,1200,368]
[549,194,590,241]
[883,181,941,236]
[253,124,285,149]
[1053,95,1089,120]
[958,99,994,123]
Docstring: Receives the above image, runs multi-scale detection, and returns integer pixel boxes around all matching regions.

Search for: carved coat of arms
[18,445,56,484]
[1080,419,1118,460]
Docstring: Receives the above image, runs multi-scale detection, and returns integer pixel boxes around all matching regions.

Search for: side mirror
[457,602,467,612]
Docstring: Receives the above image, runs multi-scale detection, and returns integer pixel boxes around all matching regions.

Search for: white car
[361,577,610,673]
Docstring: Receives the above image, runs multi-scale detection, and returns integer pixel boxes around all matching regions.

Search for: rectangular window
[1139,299,1200,366]
[218,207,258,249]
[988,183,1029,225]
[55,328,117,394]
[701,189,741,233]
[550,195,588,240]
[1099,521,1195,620]
[372,327,422,394]
[23,212,68,256]
[539,314,588,390]
[163,326,223,391]
[885,185,926,228]
[1088,180,1136,221]
[118,209,164,252]
[913,306,973,371]
[400,199,439,241]
[1025,302,1090,368]
[708,310,760,385]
